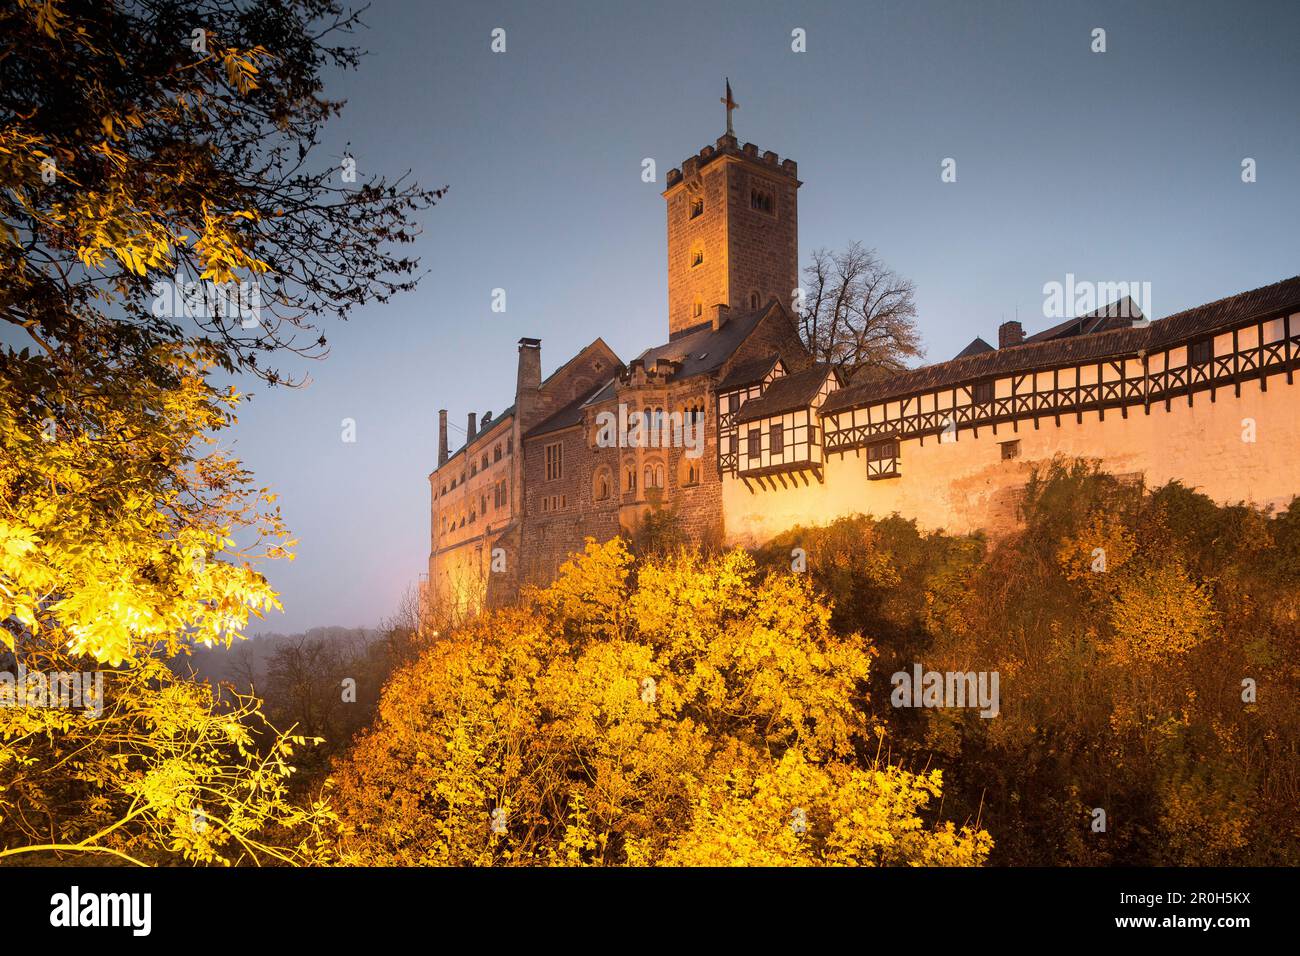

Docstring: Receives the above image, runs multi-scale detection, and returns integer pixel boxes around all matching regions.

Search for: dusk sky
[228,0,1300,634]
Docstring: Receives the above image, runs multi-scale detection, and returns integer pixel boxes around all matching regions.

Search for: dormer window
[690,197,704,219]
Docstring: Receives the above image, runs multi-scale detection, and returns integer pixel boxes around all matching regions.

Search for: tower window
[693,299,703,318]
[691,246,704,268]
[750,187,774,214]
[749,291,761,309]
[690,197,704,219]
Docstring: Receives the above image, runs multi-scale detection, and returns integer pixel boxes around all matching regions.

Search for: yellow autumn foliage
[334,538,991,866]
[0,346,289,666]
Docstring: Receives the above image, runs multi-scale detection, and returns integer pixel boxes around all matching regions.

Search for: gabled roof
[716,354,781,392]
[954,337,995,359]
[822,275,1300,416]
[736,365,836,423]
[631,303,777,382]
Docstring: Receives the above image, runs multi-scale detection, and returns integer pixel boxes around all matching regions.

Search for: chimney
[712,303,730,332]
[998,320,1024,349]
[466,411,477,443]
[438,409,448,466]
[516,337,543,431]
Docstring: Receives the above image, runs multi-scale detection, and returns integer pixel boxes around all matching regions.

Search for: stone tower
[662,85,801,338]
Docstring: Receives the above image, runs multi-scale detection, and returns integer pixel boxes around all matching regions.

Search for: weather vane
[721,78,738,136]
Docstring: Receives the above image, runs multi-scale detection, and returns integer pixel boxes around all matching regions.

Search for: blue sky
[220,0,1299,633]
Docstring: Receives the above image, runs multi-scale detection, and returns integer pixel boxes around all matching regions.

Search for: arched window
[690,197,704,219]
[655,465,664,488]
[749,291,760,309]
[691,244,704,268]
[693,298,703,318]
[626,467,637,493]
[643,465,653,490]
[594,468,612,502]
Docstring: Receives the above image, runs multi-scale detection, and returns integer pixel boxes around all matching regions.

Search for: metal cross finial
[721,78,738,136]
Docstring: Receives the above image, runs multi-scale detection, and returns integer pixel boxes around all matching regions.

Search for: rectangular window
[545,442,563,481]
[1000,439,1021,460]
[690,197,704,219]
[770,422,785,457]
[867,438,900,480]
[1190,339,1213,365]
[747,430,760,461]
[972,381,994,405]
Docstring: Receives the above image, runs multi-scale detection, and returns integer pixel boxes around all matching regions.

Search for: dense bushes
[754,459,1300,865]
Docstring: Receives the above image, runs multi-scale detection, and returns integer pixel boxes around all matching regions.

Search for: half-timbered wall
[717,361,785,475]
[722,311,1300,545]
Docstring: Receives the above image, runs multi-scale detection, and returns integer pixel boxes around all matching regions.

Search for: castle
[426,96,1300,615]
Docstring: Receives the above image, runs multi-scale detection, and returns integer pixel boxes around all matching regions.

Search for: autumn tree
[0,0,436,863]
[1,0,440,383]
[797,241,922,378]
[332,539,991,866]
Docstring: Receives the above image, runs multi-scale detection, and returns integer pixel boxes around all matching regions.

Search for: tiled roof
[736,365,836,423]
[954,337,994,359]
[823,275,1300,415]
[631,304,773,381]
[716,354,780,392]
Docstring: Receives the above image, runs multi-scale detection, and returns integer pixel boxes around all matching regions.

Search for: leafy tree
[332,539,990,866]
[0,0,436,863]
[1,0,441,383]
[0,640,337,866]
